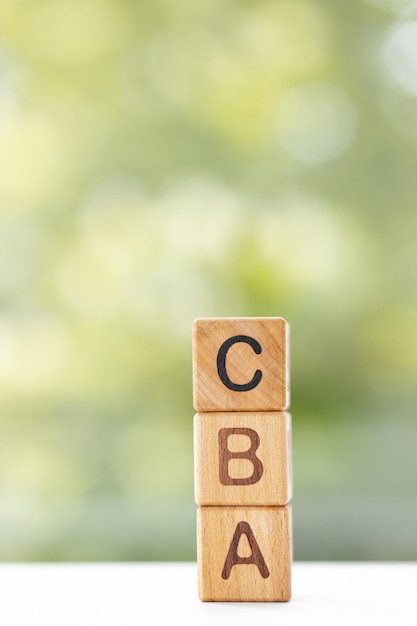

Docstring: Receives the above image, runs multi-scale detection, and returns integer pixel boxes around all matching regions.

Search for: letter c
[216,335,263,392]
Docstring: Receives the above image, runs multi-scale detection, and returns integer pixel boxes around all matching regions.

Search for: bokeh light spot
[33,0,124,65]
[275,82,357,163]
[383,20,417,97]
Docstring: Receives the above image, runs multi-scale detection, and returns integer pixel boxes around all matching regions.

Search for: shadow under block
[194,411,292,506]
[197,506,292,602]
[193,317,289,412]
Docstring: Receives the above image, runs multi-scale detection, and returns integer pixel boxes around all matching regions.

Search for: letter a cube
[192,317,293,602]
[197,506,292,601]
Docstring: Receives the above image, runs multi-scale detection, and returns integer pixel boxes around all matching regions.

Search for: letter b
[218,427,264,486]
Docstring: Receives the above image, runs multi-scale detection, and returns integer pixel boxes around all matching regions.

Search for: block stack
[192,317,292,602]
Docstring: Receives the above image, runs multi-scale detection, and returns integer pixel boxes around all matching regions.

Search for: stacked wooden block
[192,317,292,602]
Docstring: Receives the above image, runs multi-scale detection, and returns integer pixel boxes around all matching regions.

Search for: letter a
[222,521,270,580]
[218,427,264,486]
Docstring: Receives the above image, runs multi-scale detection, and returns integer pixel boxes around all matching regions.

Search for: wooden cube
[197,505,292,602]
[193,317,289,412]
[194,411,292,506]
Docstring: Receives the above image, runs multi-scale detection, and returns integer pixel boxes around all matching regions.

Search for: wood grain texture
[194,411,292,506]
[197,505,292,602]
[192,317,289,412]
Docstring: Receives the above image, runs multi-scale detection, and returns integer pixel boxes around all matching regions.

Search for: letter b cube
[194,411,292,506]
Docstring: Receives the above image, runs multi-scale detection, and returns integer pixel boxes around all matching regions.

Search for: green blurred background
[1,0,417,561]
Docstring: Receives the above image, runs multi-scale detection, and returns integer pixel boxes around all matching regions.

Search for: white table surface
[0,562,416,625]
